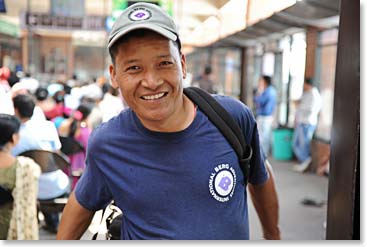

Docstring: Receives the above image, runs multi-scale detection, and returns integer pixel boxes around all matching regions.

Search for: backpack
[184,87,253,184]
[94,87,253,240]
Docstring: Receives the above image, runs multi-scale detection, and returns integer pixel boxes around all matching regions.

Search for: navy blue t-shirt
[75,95,268,239]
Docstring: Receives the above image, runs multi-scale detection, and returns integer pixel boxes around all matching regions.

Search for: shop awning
[212,0,340,47]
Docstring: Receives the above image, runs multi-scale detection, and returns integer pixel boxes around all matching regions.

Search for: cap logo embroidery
[128,7,152,21]
[208,163,236,202]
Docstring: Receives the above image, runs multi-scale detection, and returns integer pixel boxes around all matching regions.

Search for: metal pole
[285,35,293,126]
[26,0,32,73]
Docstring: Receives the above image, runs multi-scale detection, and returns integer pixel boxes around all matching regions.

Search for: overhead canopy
[212,0,340,48]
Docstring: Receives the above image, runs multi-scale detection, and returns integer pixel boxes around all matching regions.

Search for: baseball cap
[108,2,179,49]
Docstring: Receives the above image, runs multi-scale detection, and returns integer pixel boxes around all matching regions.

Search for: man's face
[258,78,265,91]
[109,32,187,126]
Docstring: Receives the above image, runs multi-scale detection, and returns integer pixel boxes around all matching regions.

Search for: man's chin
[137,110,169,123]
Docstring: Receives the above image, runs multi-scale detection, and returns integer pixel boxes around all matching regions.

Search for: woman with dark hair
[58,103,93,189]
[0,114,41,240]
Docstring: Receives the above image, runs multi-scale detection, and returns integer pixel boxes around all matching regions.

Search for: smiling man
[56,2,280,240]
[109,29,194,132]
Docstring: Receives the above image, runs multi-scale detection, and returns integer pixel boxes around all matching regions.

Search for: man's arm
[248,160,281,240]
[56,192,95,240]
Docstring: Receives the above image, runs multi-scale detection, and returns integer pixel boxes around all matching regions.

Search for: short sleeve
[214,95,269,185]
[74,130,113,211]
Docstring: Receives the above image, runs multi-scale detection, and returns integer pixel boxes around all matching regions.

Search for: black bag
[92,201,122,240]
[0,184,13,206]
[106,214,122,240]
[95,87,253,240]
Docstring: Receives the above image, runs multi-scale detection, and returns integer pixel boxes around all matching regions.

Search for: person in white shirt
[11,95,61,155]
[292,78,322,171]
[99,83,126,122]
[18,72,39,94]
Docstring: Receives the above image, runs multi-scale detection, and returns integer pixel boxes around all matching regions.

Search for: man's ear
[109,64,118,89]
[180,53,187,79]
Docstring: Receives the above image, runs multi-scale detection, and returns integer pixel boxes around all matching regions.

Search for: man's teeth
[142,92,165,100]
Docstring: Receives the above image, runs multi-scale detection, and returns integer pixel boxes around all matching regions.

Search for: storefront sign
[21,12,106,31]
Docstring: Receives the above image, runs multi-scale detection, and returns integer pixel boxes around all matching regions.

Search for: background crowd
[0,68,126,239]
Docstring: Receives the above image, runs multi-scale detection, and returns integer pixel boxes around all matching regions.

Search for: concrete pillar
[304,27,319,79]
[21,32,29,72]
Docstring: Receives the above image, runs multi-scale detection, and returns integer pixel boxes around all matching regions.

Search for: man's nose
[141,70,164,90]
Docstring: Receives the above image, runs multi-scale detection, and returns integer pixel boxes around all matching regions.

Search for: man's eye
[159,61,173,67]
[126,66,140,72]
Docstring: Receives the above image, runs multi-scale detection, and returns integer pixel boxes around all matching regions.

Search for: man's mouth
[140,92,167,101]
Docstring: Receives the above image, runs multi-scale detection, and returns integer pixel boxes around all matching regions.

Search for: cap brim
[108,23,177,49]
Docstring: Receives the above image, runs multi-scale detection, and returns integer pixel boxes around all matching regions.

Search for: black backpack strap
[183,87,252,184]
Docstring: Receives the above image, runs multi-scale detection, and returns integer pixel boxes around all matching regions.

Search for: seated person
[0,114,41,240]
[11,94,70,233]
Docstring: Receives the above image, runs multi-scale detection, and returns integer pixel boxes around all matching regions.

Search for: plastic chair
[18,149,70,173]
[59,136,84,156]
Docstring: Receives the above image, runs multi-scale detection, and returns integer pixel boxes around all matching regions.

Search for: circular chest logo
[209,163,237,202]
[128,8,152,21]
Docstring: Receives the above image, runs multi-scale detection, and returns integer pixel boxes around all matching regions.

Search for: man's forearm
[248,160,281,240]
[56,192,95,240]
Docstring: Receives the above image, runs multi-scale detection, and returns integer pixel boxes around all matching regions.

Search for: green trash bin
[272,128,294,160]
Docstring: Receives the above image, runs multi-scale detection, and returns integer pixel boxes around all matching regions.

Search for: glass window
[186,49,210,86]
[288,32,307,126]
[314,28,338,141]
[245,47,256,109]
[262,52,275,76]
[212,48,242,98]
